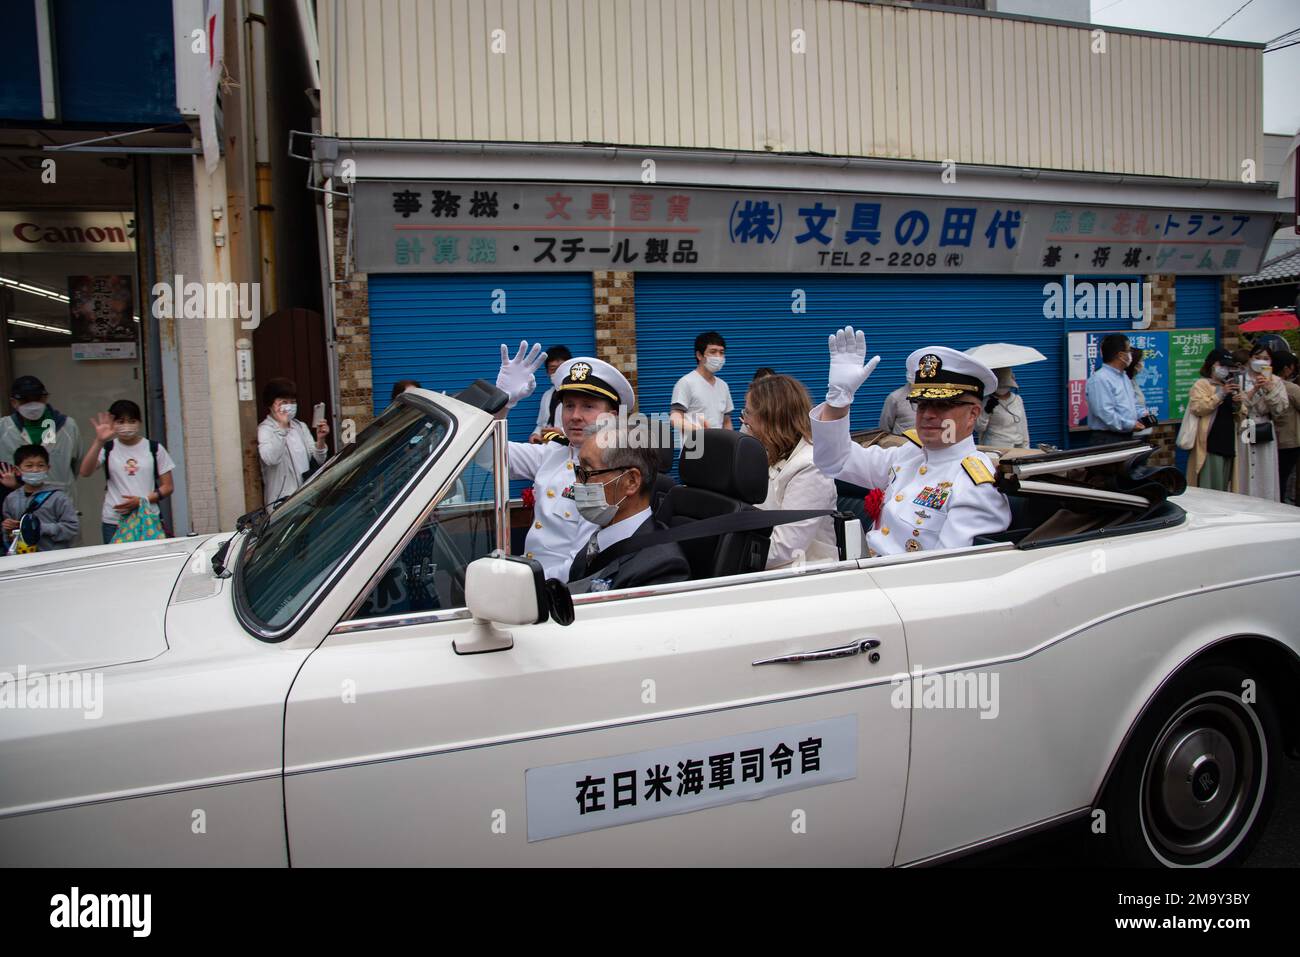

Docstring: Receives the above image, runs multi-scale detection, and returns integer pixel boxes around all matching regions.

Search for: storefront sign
[69,275,138,360]
[0,211,136,254]
[1067,328,1216,429]
[355,181,1275,276]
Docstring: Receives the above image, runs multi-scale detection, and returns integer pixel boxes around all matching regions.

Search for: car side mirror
[454,555,574,655]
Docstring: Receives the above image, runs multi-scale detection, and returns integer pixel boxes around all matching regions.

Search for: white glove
[825,326,881,407]
[496,341,547,409]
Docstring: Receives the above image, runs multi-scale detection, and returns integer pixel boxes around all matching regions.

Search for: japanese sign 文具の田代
[353,181,1276,276]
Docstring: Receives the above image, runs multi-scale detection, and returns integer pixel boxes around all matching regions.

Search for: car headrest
[657,442,676,474]
[678,429,768,504]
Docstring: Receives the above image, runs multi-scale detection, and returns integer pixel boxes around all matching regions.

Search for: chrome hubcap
[1142,699,1257,859]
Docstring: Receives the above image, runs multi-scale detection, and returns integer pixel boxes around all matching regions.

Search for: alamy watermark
[151,274,262,330]
[1042,275,1152,329]
[591,409,706,460]
[0,666,103,720]
[890,664,1000,719]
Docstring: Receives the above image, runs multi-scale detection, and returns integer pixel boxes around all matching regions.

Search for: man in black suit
[567,417,690,594]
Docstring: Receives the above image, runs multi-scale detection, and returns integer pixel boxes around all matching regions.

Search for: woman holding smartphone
[257,377,330,501]
[1233,345,1288,502]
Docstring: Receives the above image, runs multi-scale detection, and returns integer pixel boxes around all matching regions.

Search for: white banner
[200,0,224,175]
[525,715,858,842]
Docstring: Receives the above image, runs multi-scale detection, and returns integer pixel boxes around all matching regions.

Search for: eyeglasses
[574,465,629,484]
[911,399,980,414]
[739,408,751,423]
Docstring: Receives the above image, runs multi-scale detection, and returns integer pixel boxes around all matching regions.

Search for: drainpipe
[248,0,277,314]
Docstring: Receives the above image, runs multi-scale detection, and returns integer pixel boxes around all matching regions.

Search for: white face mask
[21,470,47,486]
[704,356,725,373]
[1250,359,1269,373]
[279,403,298,420]
[572,473,627,526]
[114,424,140,439]
[17,402,44,421]
[1213,366,1231,381]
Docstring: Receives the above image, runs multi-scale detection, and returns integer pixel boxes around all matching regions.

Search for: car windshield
[236,400,454,636]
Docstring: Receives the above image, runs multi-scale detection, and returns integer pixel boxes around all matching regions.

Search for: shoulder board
[961,455,995,485]
[902,428,922,447]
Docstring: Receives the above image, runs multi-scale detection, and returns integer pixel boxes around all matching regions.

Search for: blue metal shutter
[368,273,595,445]
[1175,277,1221,332]
[635,274,1073,448]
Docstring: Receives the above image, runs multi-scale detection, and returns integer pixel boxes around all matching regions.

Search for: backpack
[103,439,170,536]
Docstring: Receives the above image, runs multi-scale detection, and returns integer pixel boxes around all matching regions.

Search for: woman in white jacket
[741,373,839,570]
[258,377,329,502]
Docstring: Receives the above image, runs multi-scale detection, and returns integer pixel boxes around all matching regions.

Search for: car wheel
[1099,661,1281,867]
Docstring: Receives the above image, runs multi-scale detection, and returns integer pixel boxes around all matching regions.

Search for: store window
[1,203,145,547]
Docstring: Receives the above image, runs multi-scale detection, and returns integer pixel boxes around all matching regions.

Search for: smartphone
[311,402,326,426]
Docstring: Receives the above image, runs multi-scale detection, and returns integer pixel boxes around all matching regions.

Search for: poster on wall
[68,275,138,360]
[1066,328,1216,430]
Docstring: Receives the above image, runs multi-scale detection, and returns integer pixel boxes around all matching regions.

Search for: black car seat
[651,442,677,513]
[654,429,770,579]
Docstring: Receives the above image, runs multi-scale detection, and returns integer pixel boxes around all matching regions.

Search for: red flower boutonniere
[863,488,884,527]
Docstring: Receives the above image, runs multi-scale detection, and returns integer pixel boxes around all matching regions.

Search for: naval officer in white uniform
[809,327,1011,556]
[492,342,636,581]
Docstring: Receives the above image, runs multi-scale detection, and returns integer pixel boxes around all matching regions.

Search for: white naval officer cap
[553,357,636,412]
[906,346,998,402]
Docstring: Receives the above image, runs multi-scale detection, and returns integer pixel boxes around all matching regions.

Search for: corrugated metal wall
[635,273,1079,448]
[320,0,1262,182]
[1175,277,1222,331]
[367,273,596,446]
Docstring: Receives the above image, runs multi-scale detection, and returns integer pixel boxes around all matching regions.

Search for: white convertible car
[2,388,1298,868]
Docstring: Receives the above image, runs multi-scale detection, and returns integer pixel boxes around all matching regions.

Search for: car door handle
[752,638,881,666]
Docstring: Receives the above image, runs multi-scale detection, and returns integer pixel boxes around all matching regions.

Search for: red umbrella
[1240,309,1299,332]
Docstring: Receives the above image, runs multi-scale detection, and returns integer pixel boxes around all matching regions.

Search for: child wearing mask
[0,375,83,509]
[1,445,79,552]
[79,400,177,544]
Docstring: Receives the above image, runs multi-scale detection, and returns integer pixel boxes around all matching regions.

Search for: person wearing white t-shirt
[670,331,734,432]
[78,399,176,544]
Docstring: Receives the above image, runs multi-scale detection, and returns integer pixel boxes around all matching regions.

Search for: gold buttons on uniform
[534,521,543,529]
[566,462,574,470]
[918,465,928,475]
[526,551,534,558]
[564,511,571,518]
[546,489,555,498]
[881,527,890,535]
[894,494,903,502]
[912,529,920,537]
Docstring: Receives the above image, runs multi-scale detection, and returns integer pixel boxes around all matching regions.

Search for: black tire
[1097,660,1281,867]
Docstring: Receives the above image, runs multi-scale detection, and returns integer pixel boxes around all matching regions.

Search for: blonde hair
[746,374,813,465]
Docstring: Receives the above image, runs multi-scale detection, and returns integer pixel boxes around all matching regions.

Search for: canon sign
[0,211,135,254]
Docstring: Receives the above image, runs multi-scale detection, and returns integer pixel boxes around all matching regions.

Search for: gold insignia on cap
[919,354,941,379]
[569,361,592,382]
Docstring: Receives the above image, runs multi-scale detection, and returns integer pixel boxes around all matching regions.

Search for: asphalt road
[950,754,1300,867]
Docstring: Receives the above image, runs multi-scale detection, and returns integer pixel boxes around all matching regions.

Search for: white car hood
[0,538,203,677]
